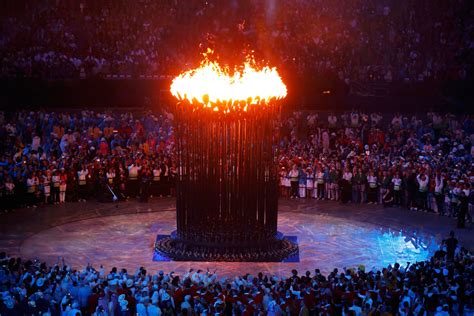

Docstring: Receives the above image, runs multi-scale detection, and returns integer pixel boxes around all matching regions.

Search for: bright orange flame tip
[170,54,287,112]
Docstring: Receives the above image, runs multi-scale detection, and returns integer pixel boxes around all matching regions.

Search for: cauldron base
[154,231,299,262]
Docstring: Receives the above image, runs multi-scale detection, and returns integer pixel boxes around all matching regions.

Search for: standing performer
[299,168,307,198]
[380,171,391,205]
[42,170,52,204]
[279,167,288,197]
[160,161,170,197]
[353,167,366,203]
[59,168,67,203]
[128,162,141,198]
[417,173,429,211]
[328,166,339,201]
[52,170,60,204]
[443,231,458,261]
[342,168,353,203]
[106,167,116,188]
[315,166,325,200]
[77,165,89,202]
[289,165,299,199]
[283,168,291,197]
[118,165,127,200]
[140,167,151,202]
[367,170,378,204]
[26,173,37,208]
[152,164,162,197]
[434,172,445,215]
[392,173,403,207]
[305,167,315,199]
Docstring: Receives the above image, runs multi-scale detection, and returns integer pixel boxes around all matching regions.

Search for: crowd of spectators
[0,109,473,314]
[0,109,176,211]
[0,231,473,315]
[0,108,473,228]
[0,0,472,82]
[277,110,474,228]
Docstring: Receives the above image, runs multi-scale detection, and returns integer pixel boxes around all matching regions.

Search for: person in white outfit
[417,173,429,211]
[305,168,314,199]
[59,169,67,203]
[315,167,325,199]
[43,171,52,204]
[77,166,89,202]
[289,165,299,199]
[434,172,445,214]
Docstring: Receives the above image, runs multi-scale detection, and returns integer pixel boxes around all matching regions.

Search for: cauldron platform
[1,198,467,276]
[153,231,299,262]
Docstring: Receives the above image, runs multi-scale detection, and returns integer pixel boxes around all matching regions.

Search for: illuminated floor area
[1,199,472,277]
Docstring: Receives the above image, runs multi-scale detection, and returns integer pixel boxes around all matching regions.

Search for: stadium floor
[1,198,472,276]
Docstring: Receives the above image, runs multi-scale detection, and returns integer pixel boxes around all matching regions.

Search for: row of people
[275,109,472,228]
[0,232,471,315]
[0,162,177,210]
[0,110,472,218]
[281,166,471,210]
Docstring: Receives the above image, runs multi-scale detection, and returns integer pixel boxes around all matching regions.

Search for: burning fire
[170,51,287,112]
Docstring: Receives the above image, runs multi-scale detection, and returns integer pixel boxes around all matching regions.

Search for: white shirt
[392,178,402,190]
[78,170,88,181]
[368,175,377,188]
[289,170,299,180]
[128,165,141,179]
[316,172,325,183]
[27,178,36,192]
[417,175,429,191]
[43,175,51,185]
[368,175,377,184]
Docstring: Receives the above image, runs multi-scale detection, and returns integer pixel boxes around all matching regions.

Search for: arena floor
[1,198,472,277]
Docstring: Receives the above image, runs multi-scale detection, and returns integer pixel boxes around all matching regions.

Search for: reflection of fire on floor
[19,210,438,277]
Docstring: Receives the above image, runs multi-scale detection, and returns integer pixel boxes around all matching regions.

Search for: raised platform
[153,232,299,262]
[0,198,472,277]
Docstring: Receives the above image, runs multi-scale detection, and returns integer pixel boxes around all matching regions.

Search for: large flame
[170,52,287,112]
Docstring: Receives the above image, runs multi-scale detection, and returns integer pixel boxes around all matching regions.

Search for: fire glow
[170,52,287,112]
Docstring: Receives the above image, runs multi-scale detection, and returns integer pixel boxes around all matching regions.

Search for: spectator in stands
[0,0,471,84]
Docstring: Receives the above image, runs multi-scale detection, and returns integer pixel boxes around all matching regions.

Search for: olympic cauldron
[155,55,298,261]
